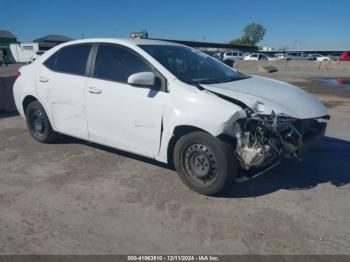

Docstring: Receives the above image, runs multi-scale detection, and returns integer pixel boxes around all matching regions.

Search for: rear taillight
[14,71,21,80]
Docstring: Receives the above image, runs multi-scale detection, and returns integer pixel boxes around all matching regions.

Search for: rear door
[36,43,92,139]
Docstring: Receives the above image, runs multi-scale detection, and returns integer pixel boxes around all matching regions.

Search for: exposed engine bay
[228,110,325,170]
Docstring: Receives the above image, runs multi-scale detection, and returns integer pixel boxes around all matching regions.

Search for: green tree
[229,38,248,45]
[230,23,266,46]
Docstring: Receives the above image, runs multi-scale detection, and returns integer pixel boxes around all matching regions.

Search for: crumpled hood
[201,75,329,119]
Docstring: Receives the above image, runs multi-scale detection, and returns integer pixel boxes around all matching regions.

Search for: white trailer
[10,42,39,63]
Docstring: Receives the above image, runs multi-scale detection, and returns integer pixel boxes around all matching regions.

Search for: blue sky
[2,0,349,50]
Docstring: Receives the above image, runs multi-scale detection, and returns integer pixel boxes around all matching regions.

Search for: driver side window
[93,44,152,83]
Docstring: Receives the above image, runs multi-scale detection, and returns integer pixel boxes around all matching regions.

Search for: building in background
[0,30,18,64]
[0,30,17,45]
[33,34,74,50]
[260,46,275,51]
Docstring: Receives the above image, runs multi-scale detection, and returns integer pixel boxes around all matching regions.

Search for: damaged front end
[227,111,327,170]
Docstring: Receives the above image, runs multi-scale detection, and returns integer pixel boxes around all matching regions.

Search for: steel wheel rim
[29,108,46,137]
[182,142,218,185]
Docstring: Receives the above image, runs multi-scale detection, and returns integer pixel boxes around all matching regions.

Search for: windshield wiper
[216,76,248,83]
[193,75,249,84]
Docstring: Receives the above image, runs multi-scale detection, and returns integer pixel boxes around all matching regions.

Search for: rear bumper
[301,122,327,153]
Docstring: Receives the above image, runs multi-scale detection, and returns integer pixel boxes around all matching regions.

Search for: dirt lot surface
[0,66,350,254]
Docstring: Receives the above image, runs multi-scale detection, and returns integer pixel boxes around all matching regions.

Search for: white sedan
[315,54,340,61]
[243,53,282,61]
[13,38,329,195]
[310,54,331,61]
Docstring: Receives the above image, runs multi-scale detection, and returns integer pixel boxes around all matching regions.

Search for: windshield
[139,45,248,84]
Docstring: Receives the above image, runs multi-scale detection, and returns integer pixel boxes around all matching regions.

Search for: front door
[85,43,169,157]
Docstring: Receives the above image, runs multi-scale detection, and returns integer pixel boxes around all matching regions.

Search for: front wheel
[173,131,237,195]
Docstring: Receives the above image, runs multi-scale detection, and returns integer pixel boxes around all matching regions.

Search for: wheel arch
[166,124,236,165]
[21,95,55,131]
[22,95,38,115]
[166,125,208,165]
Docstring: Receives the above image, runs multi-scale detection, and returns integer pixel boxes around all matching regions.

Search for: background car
[309,54,323,60]
[340,51,350,61]
[309,53,339,61]
[223,51,244,62]
[244,53,283,61]
[211,52,223,60]
[244,53,267,61]
[323,53,341,61]
[315,54,330,61]
[276,52,314,60]
[31,50,46,62]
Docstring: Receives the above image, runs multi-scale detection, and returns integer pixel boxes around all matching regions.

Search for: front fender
[155,85,246,163]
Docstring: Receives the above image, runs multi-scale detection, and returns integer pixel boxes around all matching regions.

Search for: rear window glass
[44,44,92,76]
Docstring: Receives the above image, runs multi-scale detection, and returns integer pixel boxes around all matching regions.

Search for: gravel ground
[0,67,350,254]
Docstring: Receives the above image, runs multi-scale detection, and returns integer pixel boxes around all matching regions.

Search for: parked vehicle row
[221,52,283,64]
[14,38,329,195]
[217,51,350,64]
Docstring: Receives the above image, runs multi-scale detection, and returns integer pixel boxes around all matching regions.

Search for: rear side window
[44,44,92,76]
[93,44,152,83]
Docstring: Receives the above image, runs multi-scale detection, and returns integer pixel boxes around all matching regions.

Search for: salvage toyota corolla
[13,38,329,195]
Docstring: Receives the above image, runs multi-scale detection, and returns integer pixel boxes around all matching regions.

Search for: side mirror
[127,72,155,87]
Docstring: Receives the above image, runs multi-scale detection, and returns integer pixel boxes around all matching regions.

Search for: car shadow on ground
[220,136,350,198]
[0,111,19,118]
[55,134,173,170]
[56,135,349,198]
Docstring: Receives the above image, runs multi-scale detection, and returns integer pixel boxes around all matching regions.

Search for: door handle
[88,87,102,94]
[39,76,49,83]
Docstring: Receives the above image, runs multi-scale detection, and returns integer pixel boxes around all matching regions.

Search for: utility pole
[293,40,298,50]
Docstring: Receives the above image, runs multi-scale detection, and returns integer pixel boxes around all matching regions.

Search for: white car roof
[61,38,183,47]
[34,38,184,82]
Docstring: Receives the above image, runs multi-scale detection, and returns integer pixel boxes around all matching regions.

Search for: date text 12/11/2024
[127,255,220,261]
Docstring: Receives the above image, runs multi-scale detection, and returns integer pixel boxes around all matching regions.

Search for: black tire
[173,131,237,195]
[25,100,58,143]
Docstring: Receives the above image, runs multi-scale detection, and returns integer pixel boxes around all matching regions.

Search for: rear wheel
[173,131,237,195]
[25,101,58,143]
